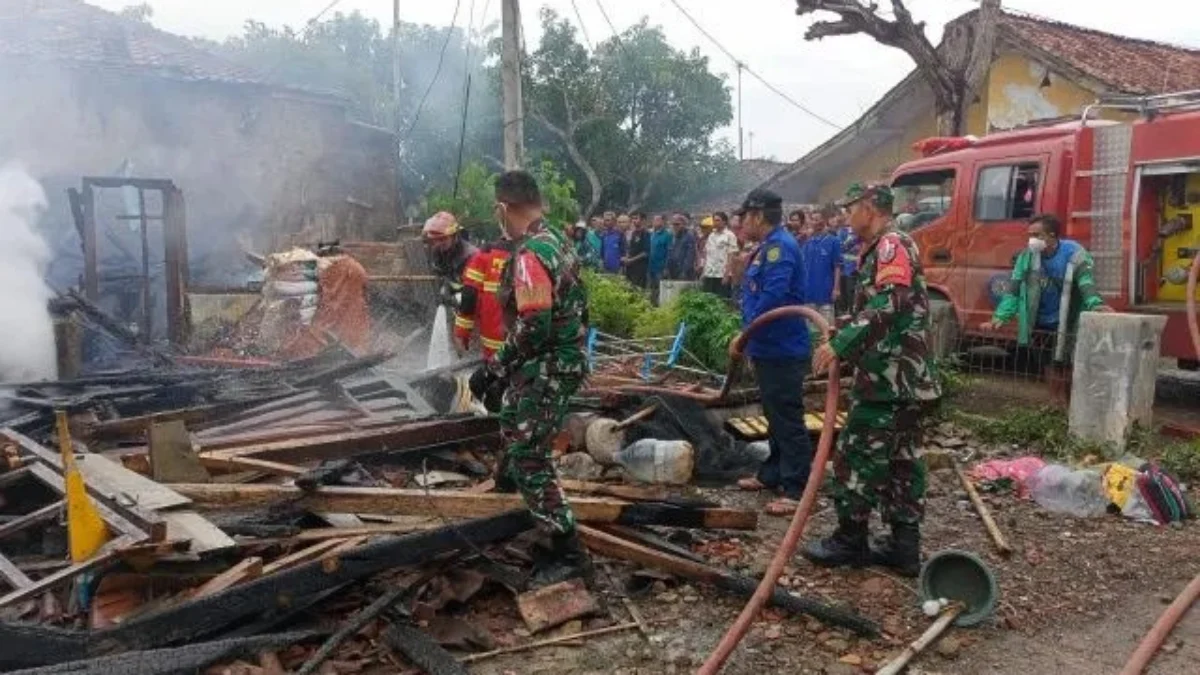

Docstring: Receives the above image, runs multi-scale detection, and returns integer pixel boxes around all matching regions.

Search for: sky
[90,0,1200,163]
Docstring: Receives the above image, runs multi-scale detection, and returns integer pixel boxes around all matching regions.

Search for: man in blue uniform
[801,206,842,325]
[730,188,812,516]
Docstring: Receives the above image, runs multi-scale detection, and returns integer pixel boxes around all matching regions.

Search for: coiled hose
[1119,253,1200,675]
[697,305,841,674]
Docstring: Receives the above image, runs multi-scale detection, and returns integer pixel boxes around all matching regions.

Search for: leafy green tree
[424,159,580,242]
[220,12,501,206]
[526,9,735,216]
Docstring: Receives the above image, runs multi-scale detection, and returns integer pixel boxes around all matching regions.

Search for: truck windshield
[891,169,955,232]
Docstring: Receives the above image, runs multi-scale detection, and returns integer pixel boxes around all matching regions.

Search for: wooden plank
[0,501,62,540]
[26,463,161,541]
[0,466,32,489]
[149,420,210,484]
[198,454,307,478]
[577,526,878,636]
[98,511,535,653]
[73,452,192,511]
[261,538,346,576]
[197,416,500,464]
[191,557,263,599]
[162,511,236,556]
[0,554,34,589]
[559,479,669,502]
[0,534,137,608]
[170,483,759,530]
[318,535,370,573]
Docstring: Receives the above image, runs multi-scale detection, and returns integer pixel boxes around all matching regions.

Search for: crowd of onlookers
[566,204,861,315]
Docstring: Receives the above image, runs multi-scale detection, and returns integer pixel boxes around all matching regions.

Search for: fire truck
[890,91,1200,368]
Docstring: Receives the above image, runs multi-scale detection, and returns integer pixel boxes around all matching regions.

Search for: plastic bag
[969,457,1047,497]
[1027,464,1109,518]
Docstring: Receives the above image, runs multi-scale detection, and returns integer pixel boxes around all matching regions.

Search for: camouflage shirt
[493,221,588,376]
[829,225,941,404]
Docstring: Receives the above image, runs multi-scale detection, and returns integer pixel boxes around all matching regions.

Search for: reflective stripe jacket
[455,243,512,360]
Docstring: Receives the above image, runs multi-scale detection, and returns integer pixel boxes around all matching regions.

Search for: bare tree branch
[794,0,999,134]
[530,91,604,218]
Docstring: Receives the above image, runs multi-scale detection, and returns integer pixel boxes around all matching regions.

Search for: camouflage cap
[838,182,894,211]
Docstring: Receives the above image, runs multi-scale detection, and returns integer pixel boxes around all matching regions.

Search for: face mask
[1028,237,1047,253]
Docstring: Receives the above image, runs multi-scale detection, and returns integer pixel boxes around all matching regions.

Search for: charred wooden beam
[7,630,322,675]
[383,624,469,675]
[170,483,758,530]
[198,416,500,464]
[578,525,879,636]
[97,510,535,653]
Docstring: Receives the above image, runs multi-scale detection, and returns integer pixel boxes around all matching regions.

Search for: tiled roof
[998,12,1200,95]
[0,0,305,91]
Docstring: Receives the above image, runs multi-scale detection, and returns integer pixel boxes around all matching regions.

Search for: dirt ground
[462,471,1199,675]
[456,372,1200,675]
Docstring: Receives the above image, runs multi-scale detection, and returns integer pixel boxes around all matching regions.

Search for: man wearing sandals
[806,183,941,577]
[729,188,812,516]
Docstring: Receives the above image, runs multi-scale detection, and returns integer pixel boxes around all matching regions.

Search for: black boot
[801,521,869,568]
[529,531,595,589]
[869,522,922,578]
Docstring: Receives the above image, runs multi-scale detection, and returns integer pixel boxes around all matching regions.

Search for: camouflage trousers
[832,401,927,526]
[498,357,584,535]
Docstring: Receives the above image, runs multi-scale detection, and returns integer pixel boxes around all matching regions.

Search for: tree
[119,3,154,23]
[220,12,502,206]
[794,0,1001,134]
[525,9,734,216]
[424,159,580,242]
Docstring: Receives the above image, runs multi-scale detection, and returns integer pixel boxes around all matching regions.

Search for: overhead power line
[570,0,594,51]
[665,0,842,129]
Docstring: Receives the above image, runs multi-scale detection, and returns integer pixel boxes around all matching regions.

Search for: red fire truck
[890,92,1200,367]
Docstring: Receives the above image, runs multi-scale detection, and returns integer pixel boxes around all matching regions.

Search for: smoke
[0,164,57,382]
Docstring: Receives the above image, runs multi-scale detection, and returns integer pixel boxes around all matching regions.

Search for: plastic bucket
[918,549,998,627]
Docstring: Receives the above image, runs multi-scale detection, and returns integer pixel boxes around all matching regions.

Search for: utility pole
[392,0,402,214]
[501,0,525,169]
[748,131,754,160]
[736,62,744,161]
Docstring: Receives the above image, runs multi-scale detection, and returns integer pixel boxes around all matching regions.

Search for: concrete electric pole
[501,0,525,169]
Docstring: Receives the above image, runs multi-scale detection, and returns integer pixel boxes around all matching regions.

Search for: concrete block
[659,280,699,306]
[1068,312,1167,454]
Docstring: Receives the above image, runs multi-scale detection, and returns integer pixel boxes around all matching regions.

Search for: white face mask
[1028,237,1047,253]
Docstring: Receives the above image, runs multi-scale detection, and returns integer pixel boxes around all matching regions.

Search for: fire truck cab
[889,92,1200,366]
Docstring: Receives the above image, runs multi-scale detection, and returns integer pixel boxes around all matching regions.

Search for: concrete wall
[0,60,397,286]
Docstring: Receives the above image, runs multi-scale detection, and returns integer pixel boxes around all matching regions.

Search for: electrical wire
[453,0,478,199]
[304,0,344,29]
[665,0,841,129]
[570,0,594,51]
[400,0,464,142]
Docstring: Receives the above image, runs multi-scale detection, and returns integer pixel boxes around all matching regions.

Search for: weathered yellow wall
[985,52,1100,130]
[813,51,1129,200]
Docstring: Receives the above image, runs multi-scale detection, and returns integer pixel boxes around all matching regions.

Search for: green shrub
[583,269,651,338]
[633,300,680,339]
[676,291,742,372]
[1158,440,1200,483]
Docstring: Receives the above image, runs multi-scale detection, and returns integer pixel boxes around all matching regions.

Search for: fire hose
[1119,253,1200,675]
[696,305,842,675]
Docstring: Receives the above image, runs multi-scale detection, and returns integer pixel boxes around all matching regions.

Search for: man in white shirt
[701,211,739,298]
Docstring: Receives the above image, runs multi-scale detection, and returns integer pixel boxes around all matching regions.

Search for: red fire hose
[1119,254,1200,675]
[698,305,841,675]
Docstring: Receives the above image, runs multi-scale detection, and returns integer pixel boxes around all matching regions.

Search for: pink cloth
[969,457,1047,497]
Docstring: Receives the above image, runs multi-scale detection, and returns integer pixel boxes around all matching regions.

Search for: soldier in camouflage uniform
[469,170,592,586]
[805,183,942,577]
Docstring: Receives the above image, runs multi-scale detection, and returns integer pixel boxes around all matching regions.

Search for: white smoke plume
[0,164,56,382]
